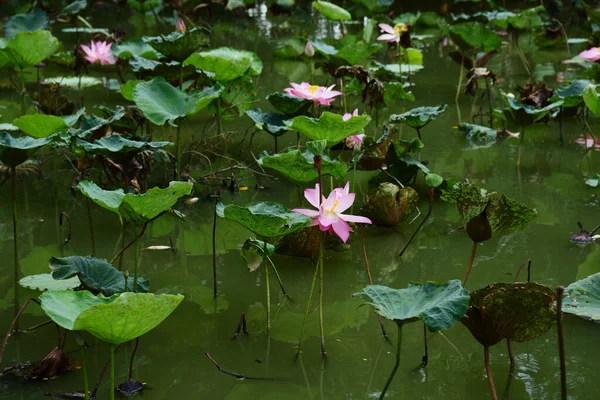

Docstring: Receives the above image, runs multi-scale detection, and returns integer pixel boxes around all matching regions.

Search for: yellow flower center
[327,199,340,213]
[307,85,320,94]
[393,23,408,35]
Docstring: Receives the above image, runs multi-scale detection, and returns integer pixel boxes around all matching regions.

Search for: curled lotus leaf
[217,202,311,238]
[503,92,563,125]
[0,132,56,167]
[286,111,371,146]
[40,290,184,345]
[442,182,537,243]
[143,26,211,61]
[462,282,556,347]
[245,108,289,136]
[312,1,351,21]
[552,80,593,108]
[241,239,275,272]
[563,272,600,322]
[354,281,469,331]
[258,149,347,182]
[73,136,172,155]
[183,47,262,82]
[266,92,312,116]
[354,124,396,171]
[362,183,418,227]
[388,105,448,129]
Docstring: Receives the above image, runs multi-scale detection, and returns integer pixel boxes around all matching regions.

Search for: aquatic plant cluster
[0,0,599,399]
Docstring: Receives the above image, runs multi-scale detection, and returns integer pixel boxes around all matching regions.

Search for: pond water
[1,2,600,400]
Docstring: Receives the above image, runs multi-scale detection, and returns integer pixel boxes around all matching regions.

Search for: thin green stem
[318,232,326,356]
[80,346,89,400]
[379,323,403,399]
[85,198,96,255]
[19,68,26,116]
[297,254,319,353]
[11,168,19,325]
[133,225,139,293]
[216,98,223,137]
[118,219,125,271]
[462,242,478,286]
[556,286,567,400]
[109,344,115,400]
[265,240,271,334]
[176,119,182,178]
[455,55,464,125]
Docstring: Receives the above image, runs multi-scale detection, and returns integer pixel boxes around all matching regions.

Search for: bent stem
[462,241,478,286]
[556,286,567,400]
[109,344,115,400]
[484,345,498,400]
[360,226,388,339]
[11,168,19,323]
[399,187,434,257]
[129,338,139,380]
[379,323,403,400]
[506,339,515,377]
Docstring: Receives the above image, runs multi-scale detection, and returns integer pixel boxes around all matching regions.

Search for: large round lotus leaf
[245,108,289,136]
[462,282,556,346]
[183,47,262,82]
[442,182,537,243]
[449,22,501,52]
[77,181,124,214]
[50,255,149,296]
[267,92,312,116]
[216,202,311,238]
[1,30,61,68]
[362,183,418,227]
[19,273,81,291]
[354,281,469,331]
[12,114,68,138]
[0,132,55,167]
[563,272,600,322]
[74,136,172,155]
[4,9,49,39]
[583,85,600,117]
[112,39,161,60]
[143,26,211,61]
[133,77,223,126]
[285,112,371,146]
[388,105,447,129]
[40,291,184,344]
[553,80,592,108]
[312,1,351,21]
[258,149,347,182]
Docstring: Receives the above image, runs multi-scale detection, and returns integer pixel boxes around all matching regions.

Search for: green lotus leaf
[425,173,444,188]
[309,39,338,56]
[312,1,351,21]
[384,82,416,105]
[44,76,103,89]
[388,105,447,129]
[77,181,124,213]
[266,92,312,116]
[1,30,61,68]
[40,290,184,344]
[61,0,88,14]
[120,80,142,101]
[217,202,311,238]
[74,136,171,155]
[583,85,600,117]
[133,77,222,126]
[69,106,126,139]
[506,6,544,30]
[462,282,556,346]
[273,38,305,59]
[449,22,501,52]
[0,132,55,167]
[552,80,593,108]
[503,92,563,124]
[258,149,347,182]
[12,114,68,138]
[362,183,418,227]
[245,108,289,136]
[4,9,49,39]
[50,255,148,296]
[335,35,382,65]
[219,76,256,118]
[354,281,469,331]
[112,39,162,60]
[459,123,513,149]
[379,63,424,75]
[442,182,537,243]
[563,272,600,322]
[285,111,371,146]
[241,238,275,272]
[183,47,262,82]
[143,26,211,61]
[129,56,161,72]
[19,273,81,291]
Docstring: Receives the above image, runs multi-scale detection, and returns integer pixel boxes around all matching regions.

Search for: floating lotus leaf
[362,183,418,227]
[285,111,371,146]
[133,77,223,126]
[552,80,593,108]
[563,272,600,322]
[183,47,262,81]
[12,114,68,138]
[73,136,171,155]
[0,132,55,167]
[258,149,347,182]
[388,105,447,129]
[241,238,275,272]
[449,22,501,52]
[462,282,556,346]
[77,180,193,225]
[50,255,149,296]
[354,281,469,331]
[40,290,184,344]
[217,202,311,238]
[312,1,351,21]
[4,9,49,39]
[266,92,312,116]
[459,123,517,149]
[442,182,537,243]
[245,108,289,136]
[0,30,61,68]
[143,26,211,61]
[112,39,162,60]
[19,273,81,291]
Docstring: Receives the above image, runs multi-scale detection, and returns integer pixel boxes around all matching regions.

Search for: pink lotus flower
[342,108,359,121]
[80,41,117,65]
[345,134,365,150]
[377,23,408,44]
[284,82,342,106]
[305,40,315,57]
[292,182,372,243]
[579,48,600,62]
[176,18,186,33]
[575,135,600,150]
[496,30,508,37]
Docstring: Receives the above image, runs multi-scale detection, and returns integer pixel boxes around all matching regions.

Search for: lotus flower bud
[305,40,315,57]
[176,18,186,34]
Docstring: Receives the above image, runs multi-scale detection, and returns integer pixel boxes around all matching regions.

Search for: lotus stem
[216,98,223,137]
[318,232,326,356]
[455,54,464,125]
[379,323,403,399]
[360,225,388,339]
[556,286,567,400]
[110,221,149,265]
[109,344,115,400]
[462,241,478,285]
[484,345,498,400]
[558,107,564,146]
[421,322,428,368]
[118,219,126,271]
[129,338,139,380]
[176,119,182,179]
[399,187,434,257]
[85,197,96,255]
[19,68,26,116]
[274,136,278,153]
[513,259,532,283]
[266,255,288,298]
[265,240,271,334]
[80,346,89,400]
[507,339,515,376]
[297,256,319,354]
[133,225,140,293]
[212,195,219,298]
[11,168,19,322]
[485,77,493,128]
[416,127,422,141]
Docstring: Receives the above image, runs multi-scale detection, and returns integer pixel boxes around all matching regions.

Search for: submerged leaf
[258,149,347,182]
[362,183,418,227]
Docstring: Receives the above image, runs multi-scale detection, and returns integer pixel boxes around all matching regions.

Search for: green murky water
[1,3,600,399]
